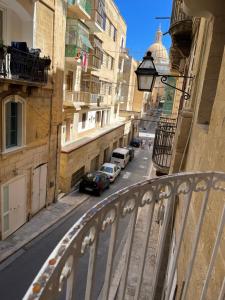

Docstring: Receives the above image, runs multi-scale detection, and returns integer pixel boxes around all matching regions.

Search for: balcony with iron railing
[169,0,193,70]
[24,171,225,300]
[0,43,51,85]
[152,117,177,175]
[67,0,92,20]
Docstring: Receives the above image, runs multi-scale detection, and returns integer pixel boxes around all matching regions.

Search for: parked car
[99,162,121,183]
[111,148,130,169]
[130,138,141,148]
[79,171,110,196]
[125,146,135,161]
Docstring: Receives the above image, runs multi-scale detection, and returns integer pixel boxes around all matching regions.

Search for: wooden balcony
[67,0,91,20]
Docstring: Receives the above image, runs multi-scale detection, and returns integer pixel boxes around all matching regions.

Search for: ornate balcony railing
[169,0,193,68]
[152,117,177,175]
[0,44,51,84]
[24,172,225,300]
[64,91,103,106]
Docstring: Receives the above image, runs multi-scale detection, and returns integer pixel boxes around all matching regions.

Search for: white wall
[0,0,33,47]
[78,110,97,133]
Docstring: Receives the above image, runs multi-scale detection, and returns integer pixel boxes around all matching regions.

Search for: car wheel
[96,189,101,196]
[79,186,84,193]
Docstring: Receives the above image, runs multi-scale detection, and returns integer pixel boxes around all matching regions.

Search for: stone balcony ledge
[61,122,125,153]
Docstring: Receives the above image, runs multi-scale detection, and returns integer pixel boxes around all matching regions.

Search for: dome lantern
[147,26,169,64]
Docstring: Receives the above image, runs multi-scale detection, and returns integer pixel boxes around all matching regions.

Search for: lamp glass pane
[138,74,154,91]
[139,59,155,70]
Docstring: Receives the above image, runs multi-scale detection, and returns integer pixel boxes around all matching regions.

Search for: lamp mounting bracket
[159,75,194,100]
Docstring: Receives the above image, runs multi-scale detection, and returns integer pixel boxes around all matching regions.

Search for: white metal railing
[23,172,225,300]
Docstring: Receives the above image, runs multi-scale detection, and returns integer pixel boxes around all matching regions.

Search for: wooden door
[32,164,47,215]
[39,164,47,210]
[1,176,26,239]
[11,176,26,232]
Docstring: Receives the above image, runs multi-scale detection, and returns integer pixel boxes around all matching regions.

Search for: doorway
[90,155,100,172]
[31,163,47,215]
[103,147,109,162]
[1,175,27,239]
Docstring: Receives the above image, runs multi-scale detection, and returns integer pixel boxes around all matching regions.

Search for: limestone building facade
[119,56,137,112]
[0,0,66,239]
[164,0,225,298]
[60,0,137,192]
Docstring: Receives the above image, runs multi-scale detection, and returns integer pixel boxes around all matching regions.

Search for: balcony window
[95,0,106,29]
[66,19,93,57]
[88,36,103,69]
[3,96,25,152]
[66,71,74,91]
[105,17,117,41]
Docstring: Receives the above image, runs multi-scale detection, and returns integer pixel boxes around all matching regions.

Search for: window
[102,52,114,70]
[121,37,124,48]
[113,26,117,42]
[6,102,19,148]
[105,17,117,41]
[82,113,86,129]
[66,71,73,91]
[61,124,66,145]
[112,152,124,159]
[3,96,25,151]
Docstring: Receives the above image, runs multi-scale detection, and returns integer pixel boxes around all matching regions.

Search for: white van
[111,148,130,169]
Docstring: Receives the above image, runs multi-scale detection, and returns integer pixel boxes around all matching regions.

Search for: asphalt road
[0,142,154,300]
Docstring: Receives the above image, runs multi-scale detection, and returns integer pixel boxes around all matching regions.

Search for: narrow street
[0,124,155,300]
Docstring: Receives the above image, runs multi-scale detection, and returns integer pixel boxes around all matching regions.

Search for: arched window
[3,96,25,151]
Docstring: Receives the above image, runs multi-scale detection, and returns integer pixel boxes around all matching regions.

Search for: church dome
[147,27,169,65]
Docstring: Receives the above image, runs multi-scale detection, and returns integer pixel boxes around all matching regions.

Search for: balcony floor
[123,207,160,299]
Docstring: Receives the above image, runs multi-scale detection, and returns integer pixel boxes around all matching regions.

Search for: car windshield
[84,173,99,182]
[100,166,113,173]
[112,152,124,159]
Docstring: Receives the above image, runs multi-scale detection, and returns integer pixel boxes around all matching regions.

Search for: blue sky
[114,0,173,61]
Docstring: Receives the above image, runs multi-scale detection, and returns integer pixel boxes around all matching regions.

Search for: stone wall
[60,124,127,192]
[170,13,225,299]
[0,0,66,239]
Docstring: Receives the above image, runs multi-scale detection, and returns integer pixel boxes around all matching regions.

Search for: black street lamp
[135,51,193,100]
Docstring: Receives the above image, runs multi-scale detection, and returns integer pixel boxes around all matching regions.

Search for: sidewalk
[0,191,89,264]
